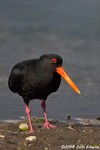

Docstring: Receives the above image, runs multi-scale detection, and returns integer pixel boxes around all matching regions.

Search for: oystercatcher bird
[8,54,81,133]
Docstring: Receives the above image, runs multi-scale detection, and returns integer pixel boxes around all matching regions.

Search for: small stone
[67,124,74,129]
[25,136,37,141]
[0,135,5,138]
[67,115,71,120]
[19,123,29,131]
[44,147,48,150]
[68,126,74,130]
[96,117,100,120]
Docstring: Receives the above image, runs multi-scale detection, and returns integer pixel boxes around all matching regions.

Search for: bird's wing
[8,64,25,93]
[8,59,38,93]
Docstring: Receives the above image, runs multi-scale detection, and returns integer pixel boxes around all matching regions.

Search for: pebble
[0,135,5,138]
[68,126,74,130]
[44,147,48,150]
[25,136,37,142]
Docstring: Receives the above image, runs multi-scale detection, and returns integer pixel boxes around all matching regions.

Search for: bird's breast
[21,71,61,100]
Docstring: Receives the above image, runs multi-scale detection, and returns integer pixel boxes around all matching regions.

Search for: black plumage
[8,54,62,100]
[8,54,81,133]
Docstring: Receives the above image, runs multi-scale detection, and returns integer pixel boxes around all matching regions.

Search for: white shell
[25,136,37,141]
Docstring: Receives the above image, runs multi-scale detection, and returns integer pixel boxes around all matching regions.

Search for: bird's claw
[43,121,57,129]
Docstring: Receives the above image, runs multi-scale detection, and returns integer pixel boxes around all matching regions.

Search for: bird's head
[39,54,81,95]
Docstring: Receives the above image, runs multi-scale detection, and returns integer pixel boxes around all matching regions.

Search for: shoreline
[0,118,100,150]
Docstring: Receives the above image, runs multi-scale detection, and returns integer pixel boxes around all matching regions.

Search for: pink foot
[43,121,57,129]
[29,128,35,134]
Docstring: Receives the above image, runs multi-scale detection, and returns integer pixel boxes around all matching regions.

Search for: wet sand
[0,118,100,150]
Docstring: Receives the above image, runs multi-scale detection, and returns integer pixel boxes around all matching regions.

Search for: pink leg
[25,102,35,134]
[41,100,56,129]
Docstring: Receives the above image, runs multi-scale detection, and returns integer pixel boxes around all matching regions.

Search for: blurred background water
[0,0,100,121]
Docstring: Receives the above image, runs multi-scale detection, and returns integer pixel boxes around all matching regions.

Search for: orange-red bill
[56,67,81,95]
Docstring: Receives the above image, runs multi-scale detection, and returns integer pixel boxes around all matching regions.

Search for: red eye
[52,58,57,63]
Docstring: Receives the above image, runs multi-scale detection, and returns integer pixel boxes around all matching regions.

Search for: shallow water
[0,0,100,120]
